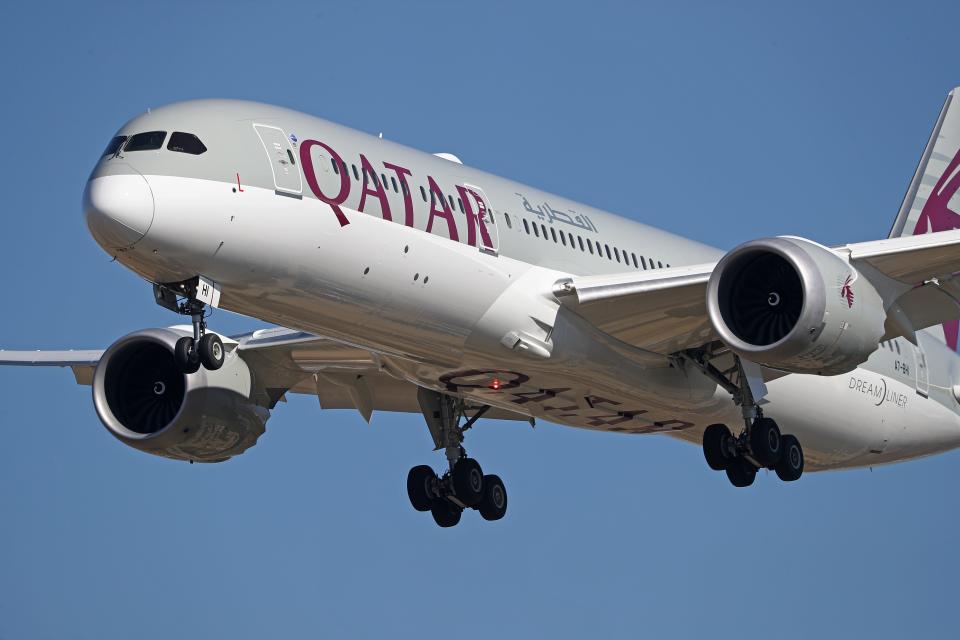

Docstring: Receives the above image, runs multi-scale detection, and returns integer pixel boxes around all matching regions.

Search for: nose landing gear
[154,279,225,374]
[683,348,805,488]
[407,388,509,527]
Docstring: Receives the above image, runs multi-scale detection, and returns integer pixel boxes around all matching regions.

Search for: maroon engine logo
[840,275,854,308]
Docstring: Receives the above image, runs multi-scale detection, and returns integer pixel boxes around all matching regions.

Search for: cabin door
[253,124,303,196]
[462,183,499,255]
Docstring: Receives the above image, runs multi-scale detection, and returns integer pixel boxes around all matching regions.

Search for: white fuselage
[83,99,960,472]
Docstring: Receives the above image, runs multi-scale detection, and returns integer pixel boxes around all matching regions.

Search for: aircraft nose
[83,165,155,249]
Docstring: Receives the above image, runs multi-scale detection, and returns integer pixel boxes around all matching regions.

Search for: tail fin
[890,88,960,238]
[888,87,960,349]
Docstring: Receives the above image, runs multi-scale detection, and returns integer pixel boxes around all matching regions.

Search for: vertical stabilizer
[888,88,960,350]
[889,88,960,238]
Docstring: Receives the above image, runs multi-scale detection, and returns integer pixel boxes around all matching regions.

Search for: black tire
[406,465,436,512]
[452,458,484,507]
[174,336,200,374]
[478,474,508,521]
[198,333,224,371]
[703,423,733,471]
[775,435,804,482]
[749,417,782,468]
[430,499,462,528]
[725,458,757,488]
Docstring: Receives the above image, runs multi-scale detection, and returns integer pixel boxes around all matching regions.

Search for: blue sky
[1,1,958,637]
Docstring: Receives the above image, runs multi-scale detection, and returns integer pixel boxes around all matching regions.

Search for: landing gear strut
[406,388,508,527]
[154,280,225,375]
[682,347,804,487]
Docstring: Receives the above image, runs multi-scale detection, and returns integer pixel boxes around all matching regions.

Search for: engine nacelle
[92,328,269,462]
[706,237,886,375]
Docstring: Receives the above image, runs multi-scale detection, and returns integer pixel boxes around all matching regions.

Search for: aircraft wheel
[174,336,200,374]
[478,474,507,521]
[725,458,757,488]
[430,499,462,528]
[407,465,436,512]
[198,333,224,370]
[452,458,484,507]
[702,423,733,471]
[749,417,782,468]
[775,435,804,482]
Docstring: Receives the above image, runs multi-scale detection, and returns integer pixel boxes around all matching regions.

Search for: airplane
[3,88,960,528]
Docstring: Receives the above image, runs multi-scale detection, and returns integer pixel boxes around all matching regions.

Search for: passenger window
[560,231,567,246]
[578,236,585,251]
[420,186,427,202]
[658,261,664,268]
[523,219,530,234]
[895,341,901,355]
[505,213,512,228]
[550,228,558,243]
[533,223,540,238]
[331,158,339,174]
[448,195,456,211]
[125,131,167,152]
[632,253,638,269]
[641,256,647,269]
[614,247,621,263]
[381,173,389,189]
[458,198,464,213]
[391,177,398,192]
[286,149,296,165]
[352,165,360,180]
[541,224,549,240]
[102,135,127,157]
[605,244,612,260]
[587,239,594,255]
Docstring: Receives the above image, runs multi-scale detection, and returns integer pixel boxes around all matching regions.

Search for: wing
[554,262,716,355]
[556,229,960,354]
[0,327,527,423]
[0,350,103,384]
[840,229,960,342]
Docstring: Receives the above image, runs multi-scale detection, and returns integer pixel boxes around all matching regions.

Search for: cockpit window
[102,135,127,157]
[125,131,167,152]
[167,132,207,155]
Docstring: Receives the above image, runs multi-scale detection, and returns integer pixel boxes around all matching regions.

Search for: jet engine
[706,237,886,375]
[92,328,269,462]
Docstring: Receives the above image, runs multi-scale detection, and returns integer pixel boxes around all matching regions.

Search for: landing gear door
[462,183,499,256]
[253,124,303,196]
[913,344,930,397]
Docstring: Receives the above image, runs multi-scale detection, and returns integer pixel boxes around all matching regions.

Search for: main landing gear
[407,388,508,527]
[154,281,225,375]
[682,348,804,488]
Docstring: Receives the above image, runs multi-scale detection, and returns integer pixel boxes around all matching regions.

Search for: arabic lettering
[516,193,598,233]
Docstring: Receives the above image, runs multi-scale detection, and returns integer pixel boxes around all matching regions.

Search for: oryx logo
[911,146,960,351]
[840,275,854,308]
